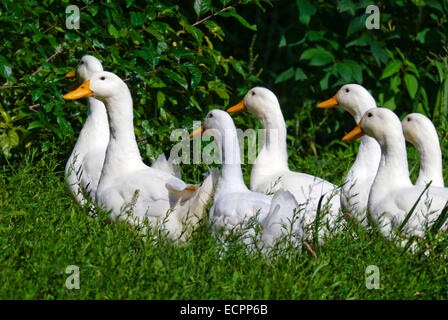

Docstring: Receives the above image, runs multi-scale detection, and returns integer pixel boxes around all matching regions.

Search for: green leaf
[344,59,363,83]
[183,23,204,44]
[300,48,334,66]
[380,60,402,80]
[346,33,371,47]
[28,121,45,130]
[88,5,99,16]
[0,129,19,155]
[161,69,188,90]
[294,67,307,81]
[219,7,257,31]
[108,24,119,38]
[157,91,166,108]
[275,67,294,84]
[230,60,246,78]
[31,88,44,103]
[319,72,332,90]
[136,45,160,67]
[8,129,19,147]
[189,96,202,112]
[416,28,430,44]
[338,0,357,15]
[389,75,402,94]
[346,15,365,37]
[370,41,388,65]
[296,0,316,26]
[184,62,202,89]
[0,55,13,80]
[404,74,418,99]
[383,95,396,110]
[93,39,106,49]
[208,80,229,101]
[56,117,73,136]
[334,62,352,82]
[130,12,145,27]
[173,48,195,60]
[193,0,211,16]
[278,35,287,48]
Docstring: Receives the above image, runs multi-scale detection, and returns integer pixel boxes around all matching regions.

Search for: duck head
[318,84,377,123]
[343,107,402,147]
[63,71,128,103]
[190,109,235,138]
[227,87,280,120]
[66,55,103,82]
[401,113,438,148]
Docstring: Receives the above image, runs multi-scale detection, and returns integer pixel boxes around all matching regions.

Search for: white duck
[65,55,180,206]
[318,84,381,225]
[402,113,444,188]
[343,107,448,239]
[227,87,341,240]
[64,55,109,205]
[63,71,217,241]
[191,110,305,249]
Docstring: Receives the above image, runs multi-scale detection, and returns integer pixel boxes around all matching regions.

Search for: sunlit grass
[1,143,448,299]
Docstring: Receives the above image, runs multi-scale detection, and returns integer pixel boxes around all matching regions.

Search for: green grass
[1,143,448,300]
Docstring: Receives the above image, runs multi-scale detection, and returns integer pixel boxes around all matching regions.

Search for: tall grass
[1,145,448,299]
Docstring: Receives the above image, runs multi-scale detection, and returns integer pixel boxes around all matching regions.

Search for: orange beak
[317,93,338,108]
[342,120,365,141]
[190,124,204,138]
[63,80,94,100]
[65,70,76,78]
[226,98,246,113]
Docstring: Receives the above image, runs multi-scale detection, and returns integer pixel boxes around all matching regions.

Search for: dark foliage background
[1,0,447,170]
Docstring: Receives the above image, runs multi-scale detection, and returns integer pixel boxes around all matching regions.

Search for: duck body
[210,189,272,240]
[201,110,304,249]
[340,135,381,219]
[65,56,109,205]
[64,56,179,206]
[318,84,381,225]
[65,97,109,204]
[344,108,448,238]
[64,71,216,241]
[228,88,341,240]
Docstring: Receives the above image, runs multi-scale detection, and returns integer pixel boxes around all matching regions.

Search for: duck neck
[416,134,444,186]
[101,91,143,178]
[349,135,381,178]
[256,105,289,170]
[345,103,380,182]
[374,133,412,191]
[216,127,248,195]
[84,97,109,142]
[72,97,108,155]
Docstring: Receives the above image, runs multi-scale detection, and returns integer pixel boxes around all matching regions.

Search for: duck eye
[345,88,350,93]
[208,113,213,118]
[367,113,373,117]
[407,118,411,122]
[100,76,106,80]
[251,91,256,96]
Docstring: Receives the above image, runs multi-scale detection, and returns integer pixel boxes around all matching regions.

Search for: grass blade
[430,200,448,234]
[313,194,325,248]
[398,181,432,233]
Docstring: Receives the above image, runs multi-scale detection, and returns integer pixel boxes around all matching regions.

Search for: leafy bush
[0,0,265,161]
[1,0,448,165]
[233,0,448,148]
